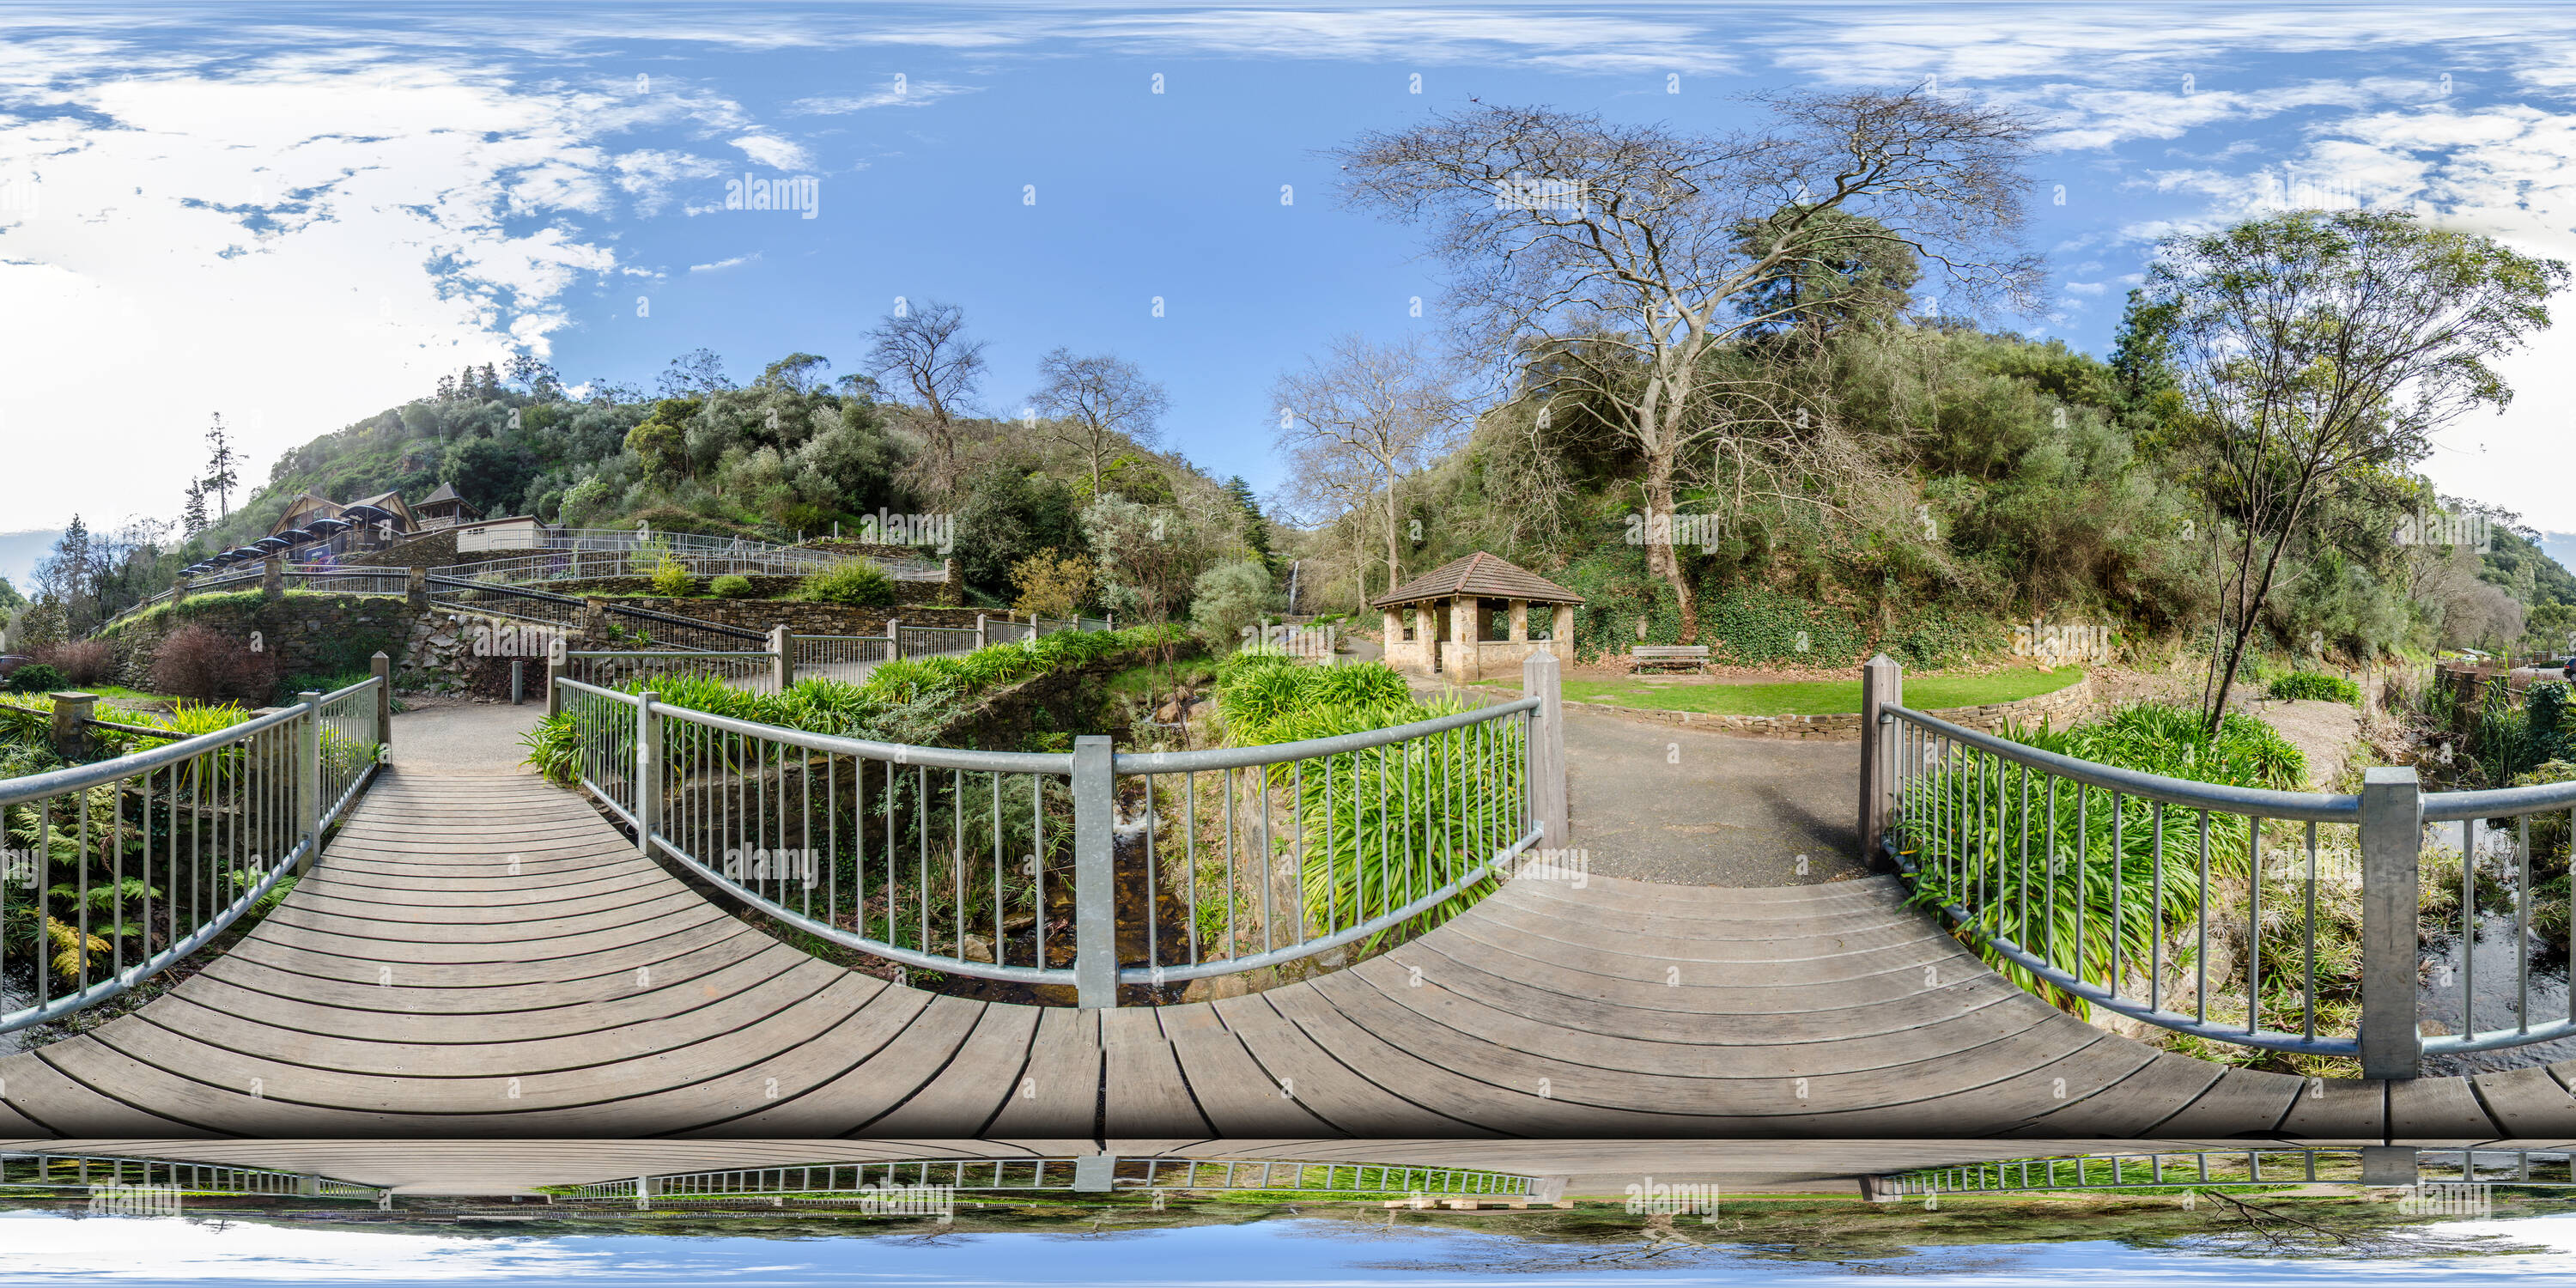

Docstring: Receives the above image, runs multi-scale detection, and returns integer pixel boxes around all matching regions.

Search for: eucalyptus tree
[1334,89,2039,640]
[864,300,987,488]
[2132,209,2567,730]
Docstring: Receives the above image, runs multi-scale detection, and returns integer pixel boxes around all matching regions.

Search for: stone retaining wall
[1583,673,2097,740]
[101,592,422,693]
[550,575,951,606]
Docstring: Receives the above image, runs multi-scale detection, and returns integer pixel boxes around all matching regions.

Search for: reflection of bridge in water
[9,658,2576,1139]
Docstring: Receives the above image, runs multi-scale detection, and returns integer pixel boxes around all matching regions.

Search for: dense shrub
[30,640,116,685]
[647,558,697,598]
[799,561,897,607]
[2268,671,2362,706]
[3,663,66,694]
[149,623,281,705]
[708,574,753,598]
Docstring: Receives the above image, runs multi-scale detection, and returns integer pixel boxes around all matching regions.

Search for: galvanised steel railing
[430,529,945,582]
[565,650,778,693]
[0,1151,379,1199]
[1884,1147,2576,1195]
[792,635,890,680]
[1,676,386,1034]
[554,654,1564,1006]
[1862,657,2576,1078]
[895,623,981,658]
[985,619,1036,644]
[552,1157,1536,1200]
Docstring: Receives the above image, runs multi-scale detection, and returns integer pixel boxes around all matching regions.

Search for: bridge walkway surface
[8,767,2576,1139]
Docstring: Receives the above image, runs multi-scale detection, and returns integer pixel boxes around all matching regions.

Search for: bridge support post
[1072,734,1117,1009]
[2360,766,2424,1080]
[48,691,95,759]
[2360,1145,2419,1185]
[370,652,392,753]
[295,690,323,874]
[544,649,566,720]
[1860,654,1901,872]
[635,690,662,858]
[1522,650,1567,852]
[769,624,793,692]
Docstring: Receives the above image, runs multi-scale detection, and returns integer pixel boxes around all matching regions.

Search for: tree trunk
[2205,491,2311,737]
[1643,449,1699,645]
[1383,474,1403,596]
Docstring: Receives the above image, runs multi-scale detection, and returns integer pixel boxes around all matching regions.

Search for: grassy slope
[1483,666,2085,716]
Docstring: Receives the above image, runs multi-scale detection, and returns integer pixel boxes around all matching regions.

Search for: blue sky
[8,1,2576,592]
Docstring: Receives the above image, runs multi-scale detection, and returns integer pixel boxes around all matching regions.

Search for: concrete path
[1562,706,1864,886]
[387,701,546,775]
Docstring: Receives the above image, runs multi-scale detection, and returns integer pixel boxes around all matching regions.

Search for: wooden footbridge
[9,760,2576,1141]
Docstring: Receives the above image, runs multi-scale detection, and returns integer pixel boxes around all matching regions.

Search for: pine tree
[181,482,209,537]
[1224,475,1279,576]
[202,416,240,519]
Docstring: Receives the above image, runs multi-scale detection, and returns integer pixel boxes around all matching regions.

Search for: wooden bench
[1631,644,1711,674]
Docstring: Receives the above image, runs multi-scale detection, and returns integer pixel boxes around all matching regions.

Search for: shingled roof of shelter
[1371,551,1586,608]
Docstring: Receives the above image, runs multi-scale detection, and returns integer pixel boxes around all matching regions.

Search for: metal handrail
[0,677,386,1034]
[1885,703,2356,823]
[1876,685,2576,1073]
[553,659,1558,1005]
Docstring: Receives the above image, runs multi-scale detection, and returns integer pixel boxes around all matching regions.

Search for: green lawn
[1485,666,2085,716]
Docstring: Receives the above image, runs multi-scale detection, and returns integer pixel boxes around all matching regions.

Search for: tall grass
[1899,702,2306,1023]
[1211,652,1528,953]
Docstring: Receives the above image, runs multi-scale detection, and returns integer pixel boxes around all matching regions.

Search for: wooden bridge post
[1860,655,1901,872]
[1072,733,1117,1009]
[2360,766,2425,1080]
[769,624,793,692]
[370,652,392,751]
[1522,650,1567,850]
[635,690,662,858]
[295,690,323,874]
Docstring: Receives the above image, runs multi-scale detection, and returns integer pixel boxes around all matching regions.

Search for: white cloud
[689,252,759,273]
[729,132,812,170]
[0,51,750,527]
[787,79,979,113]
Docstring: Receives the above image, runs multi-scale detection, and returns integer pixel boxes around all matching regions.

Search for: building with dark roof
[1372,551,1584,679]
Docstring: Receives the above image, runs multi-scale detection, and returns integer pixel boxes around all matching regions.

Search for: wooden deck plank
[856,1004,1044,1137]
[983,1007,1100,1138]
[1101,1009,1212,1137]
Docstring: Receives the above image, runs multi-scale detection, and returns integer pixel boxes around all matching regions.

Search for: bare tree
[1271,333,1467,597]
[864,300,987,486]
[1270,434,1385,611]
[1334,90,2039,641]
[1028,348,1170,495]
[2138,209,2568,732]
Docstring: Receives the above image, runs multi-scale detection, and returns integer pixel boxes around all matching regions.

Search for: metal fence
[792,635,890,681]
[1863,659,2576,1078]
[984,619,1036,645]
[0,677,386,1033]
[428,529,945,584]
[565,651,777,693]
[0,1151,378,1199]
[553,653,1564,1006]
[1884,1147,2576,1195]
[895,623,981,658]
[553,1157,1535,1200]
